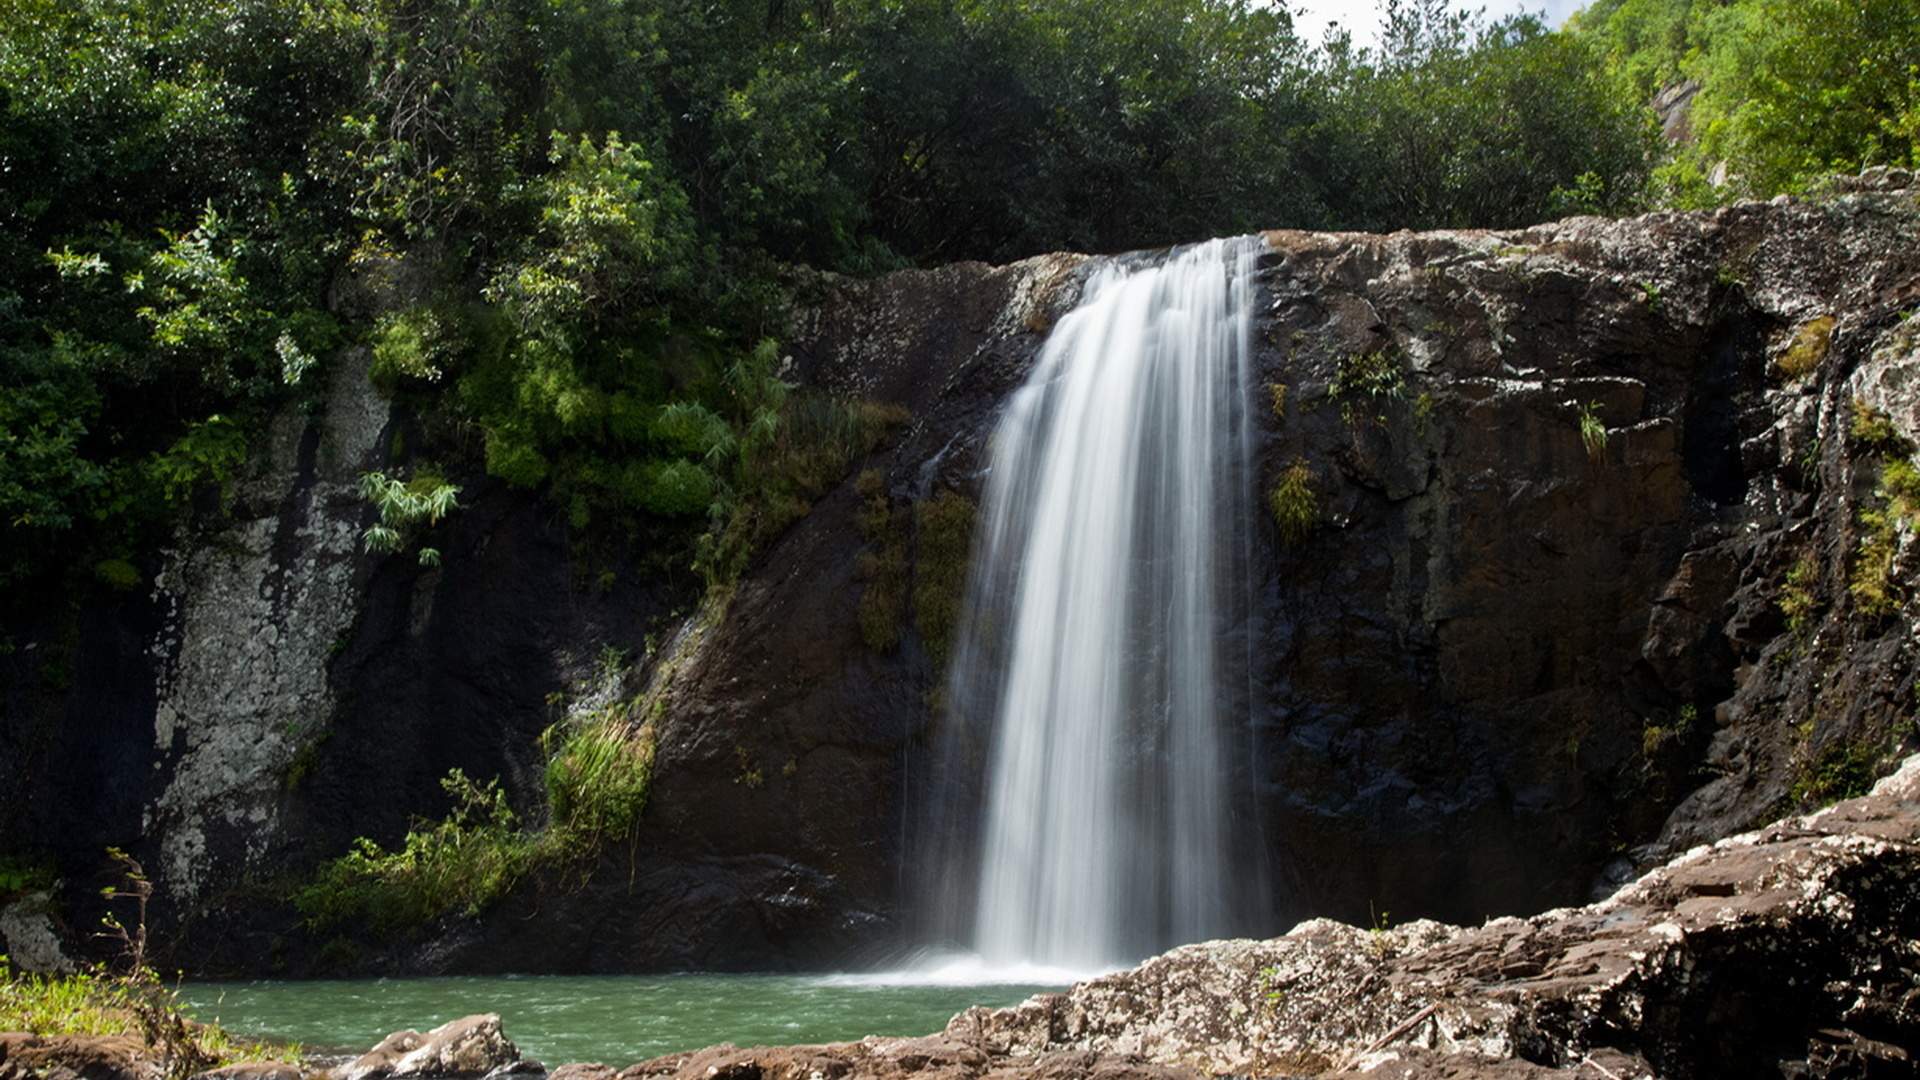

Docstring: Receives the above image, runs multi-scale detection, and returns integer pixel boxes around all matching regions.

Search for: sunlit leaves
[485,133,691,330]
[1687,0,1920,195]
[359,469,462,565]
[130,206,256,358]
[1576,0,1920,200]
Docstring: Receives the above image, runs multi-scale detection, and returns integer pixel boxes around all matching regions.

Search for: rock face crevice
[4,186,1920,974]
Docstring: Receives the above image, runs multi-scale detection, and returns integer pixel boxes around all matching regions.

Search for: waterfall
[936,236,1264,972]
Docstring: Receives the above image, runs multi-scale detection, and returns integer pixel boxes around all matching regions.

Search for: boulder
[0,1033,161,1080]
[343,1016,519,1080]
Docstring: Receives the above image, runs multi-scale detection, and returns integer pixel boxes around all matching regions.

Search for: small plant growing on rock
[543,714,655,852]
[1268,460,1317,549]
[1641,704,1698,760]
[1254,966,1287,1016]
[1577,400,1608,465]
[1787,738,1882,809]
[1637,280,1664,312]
[1852,504,1902,619]
[1849,399,1906,455]
[1779,556,1821,638]
[732,744,765,789]
[360,470,461,566]
[1329,349,1406,426]
[913,490,978,667]
[1850,458,1920,619]
[1777,315,1835,379]
[1364,905,1396,958]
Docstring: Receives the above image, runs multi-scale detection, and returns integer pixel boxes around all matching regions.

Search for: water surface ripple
[179,974,1055,1066]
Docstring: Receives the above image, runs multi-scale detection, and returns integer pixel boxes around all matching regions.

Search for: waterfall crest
[936,236,1265,971]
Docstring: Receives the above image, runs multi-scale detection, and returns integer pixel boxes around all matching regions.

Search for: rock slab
[945,754,1920,1078]
[342,1015,521,1080]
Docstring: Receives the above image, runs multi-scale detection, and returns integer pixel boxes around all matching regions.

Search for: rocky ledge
[940,755,1920,1078]
[605,751,1920,1079]
[19,755,1912,1080]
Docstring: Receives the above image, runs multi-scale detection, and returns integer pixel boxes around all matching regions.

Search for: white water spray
[940,236,1263,972]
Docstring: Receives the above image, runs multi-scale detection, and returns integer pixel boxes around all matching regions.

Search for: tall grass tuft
[543,716,656,853]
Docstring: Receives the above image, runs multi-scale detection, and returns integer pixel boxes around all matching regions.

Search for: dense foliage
[3,0,1914,617]
[0,0,1665,614]
[1573,0,1920,200]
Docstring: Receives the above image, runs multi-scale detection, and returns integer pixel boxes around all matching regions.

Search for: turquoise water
[177,973,1058,1067]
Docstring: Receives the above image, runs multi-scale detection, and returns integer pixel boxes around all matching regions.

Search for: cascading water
[931,236,1265,973]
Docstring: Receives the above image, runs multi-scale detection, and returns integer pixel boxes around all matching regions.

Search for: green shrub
[856,540,908,653]
[1884,457,1920,515]
[704,390,908,589]
[1850,456,1920,619]
[359,470,461,566]
[298,706,657,936]
[1329,350,1406,426]
[92,559,142,592]
[1851,506,1901,619]
[855,469,888,538]
[1850,400,1906,455]
[0,856,55,898]
[1641,703,1697,759]
[1789,738,1881,809]
[295,770,531,935]
[370,306,456,386]
[148,415,249,505]
[1268,459,1318,549]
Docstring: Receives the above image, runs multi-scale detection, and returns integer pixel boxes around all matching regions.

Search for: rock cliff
[4,175,1920,974]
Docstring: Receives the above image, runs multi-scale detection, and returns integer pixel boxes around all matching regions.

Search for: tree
[1686,0,1920,195]
[1310,1,1655,231]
